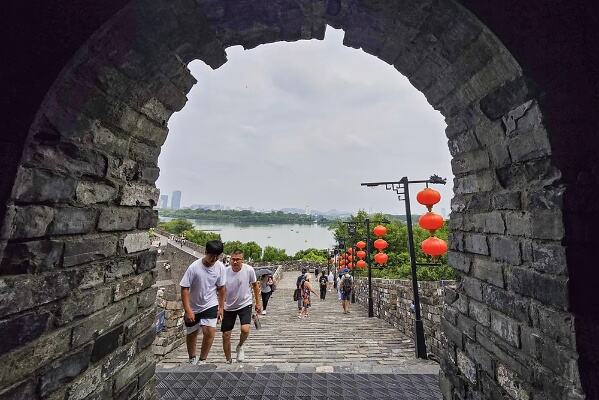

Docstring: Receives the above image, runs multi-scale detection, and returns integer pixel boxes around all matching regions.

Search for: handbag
[293,288,300,301]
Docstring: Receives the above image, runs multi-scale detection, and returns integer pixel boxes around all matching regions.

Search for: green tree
[183,229,220,246]
[330,211,454,281]
[262,246,289,262]
[243,241,262,262]
[159,218,193,235]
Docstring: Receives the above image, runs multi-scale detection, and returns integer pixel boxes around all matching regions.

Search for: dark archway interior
[2,1,599,399]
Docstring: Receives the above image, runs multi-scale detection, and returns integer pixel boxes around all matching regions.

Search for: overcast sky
[157,27,453,216]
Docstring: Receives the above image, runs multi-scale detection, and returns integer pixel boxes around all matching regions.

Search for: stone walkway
[157,271,439,375]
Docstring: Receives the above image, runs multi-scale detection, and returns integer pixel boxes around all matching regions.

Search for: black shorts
[221,305,252,332]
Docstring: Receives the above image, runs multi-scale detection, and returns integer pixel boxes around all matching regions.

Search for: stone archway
[0,1,597,399]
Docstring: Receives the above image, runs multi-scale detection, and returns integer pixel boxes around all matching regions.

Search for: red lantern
[419,212,444,232]
[421,236,448,257]
[356,241,366,249]
[347,248,354,254]
[356,260,367,269]
[373,239,388,251]
[416,188,441,211]
[356,250,366,259]
[339,260,345,266]
[347,255,353,261]
[374,252,388,265]
[373,225,387,237]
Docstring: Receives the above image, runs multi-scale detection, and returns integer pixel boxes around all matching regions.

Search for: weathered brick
[0,326,71,387]
[463,233,489,255]
[530,210,565,240]
[122,231,151,254]
[529,303,575,348]
[63,234,118,267]
[58,287,113,324]
[457,350,477,384]
[532,242,567,275]
[489,236,521,265]
[0,311,51,356]
[137,208,158,229]
[120,183,159,207]
[448,251,471,273]
[482,284,529,321]
[471,258,504,288]
[454,170,495,194]
[67,365,102,400]
[98,207,138,231]
[496,363,530,400]
[135,250,157,273]
[92,325,124,362]
[490,311,520,348]
[40,344,93,396]
[76,181,118,205]
[113,350,153,392]
[461,276,483,301]
[492,191,521,210]
[479,76,538,120]
[506,267,568,309]
[0,272,70,317]
[49,207,98,235]
[465,339,494,376]
[12,168,76,203]
[468,299,490,326]
[101,342,136,379]
[114,272,155,301]
[1,205,54,239]
[71,297,137,347]
[0,379,36,400]
[505,212,531,236]
[0,240,64,275]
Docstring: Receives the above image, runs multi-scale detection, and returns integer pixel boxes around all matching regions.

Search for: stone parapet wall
[354,278,456,362]
[152,280,185,357]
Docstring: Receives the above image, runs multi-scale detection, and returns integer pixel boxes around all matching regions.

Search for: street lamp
[361,175,447,360]
[343,222,357,303]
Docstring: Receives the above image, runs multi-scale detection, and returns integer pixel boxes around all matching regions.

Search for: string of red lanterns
[372,224,388,267]
[416,187,448,259]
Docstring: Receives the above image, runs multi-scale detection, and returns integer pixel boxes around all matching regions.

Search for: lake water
[159,217,336,255]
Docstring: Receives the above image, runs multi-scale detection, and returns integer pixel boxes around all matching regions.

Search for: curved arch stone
[0,1,594,399]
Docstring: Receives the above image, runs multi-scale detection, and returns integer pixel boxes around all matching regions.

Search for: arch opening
[0,1,592,400]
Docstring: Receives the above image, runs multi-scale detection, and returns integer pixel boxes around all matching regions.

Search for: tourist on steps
[260,274,276,315]
[340,273,354,314]
[296,267,308,315]
[221,249,262,363]
[319,270,328,300]
[180,240,226,365]
[299,273,318,319]
[328,270,334,292]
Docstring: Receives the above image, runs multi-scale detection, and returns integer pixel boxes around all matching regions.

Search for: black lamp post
[361,175,446,360]
[343,221,357,304]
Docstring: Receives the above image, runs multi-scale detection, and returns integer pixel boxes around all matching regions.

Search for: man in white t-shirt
[180,240,226,365]
[221,249,262,363]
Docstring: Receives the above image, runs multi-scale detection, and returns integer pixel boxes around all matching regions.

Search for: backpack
[341,277,352,293]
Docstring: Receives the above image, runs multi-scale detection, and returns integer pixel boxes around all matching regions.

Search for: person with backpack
[295,267,308,315]
[318,271,328,300]
[340,273,354,314]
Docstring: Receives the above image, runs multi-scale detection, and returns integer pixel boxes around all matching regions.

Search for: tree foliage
[159,218,194,235]
[262,246,289,262]
[330,211,455,281]
[293,248,328,263]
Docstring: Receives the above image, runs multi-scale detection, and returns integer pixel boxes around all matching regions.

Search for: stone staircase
[157,271,439,375]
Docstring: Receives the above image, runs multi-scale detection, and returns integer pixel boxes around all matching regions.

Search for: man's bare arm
[252,282,262,313]
[181,287,194,321]
[216,285,226,321]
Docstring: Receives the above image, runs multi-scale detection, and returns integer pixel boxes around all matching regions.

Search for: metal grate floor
[156,371,442,399]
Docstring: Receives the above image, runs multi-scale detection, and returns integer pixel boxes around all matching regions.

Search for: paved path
[157,271,439,375]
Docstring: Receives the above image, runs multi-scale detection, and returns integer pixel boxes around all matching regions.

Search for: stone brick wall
[0,1,592,399]
[354,278,456,361]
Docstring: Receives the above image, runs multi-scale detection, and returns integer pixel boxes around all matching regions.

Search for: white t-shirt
[328,273,334,283]
[180,259,226,313]
[224,264,257,311]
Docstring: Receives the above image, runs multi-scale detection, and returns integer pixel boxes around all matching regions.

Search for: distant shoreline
[158,209,334,226]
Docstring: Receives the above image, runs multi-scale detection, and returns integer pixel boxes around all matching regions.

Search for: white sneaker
[261,310,266,315]
[189,356,199,365]
[197,359,206,365]
[236,345,245,362]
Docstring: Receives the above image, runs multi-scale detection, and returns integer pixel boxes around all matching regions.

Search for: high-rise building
[171,191,182,210]
[160,194,169,209]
